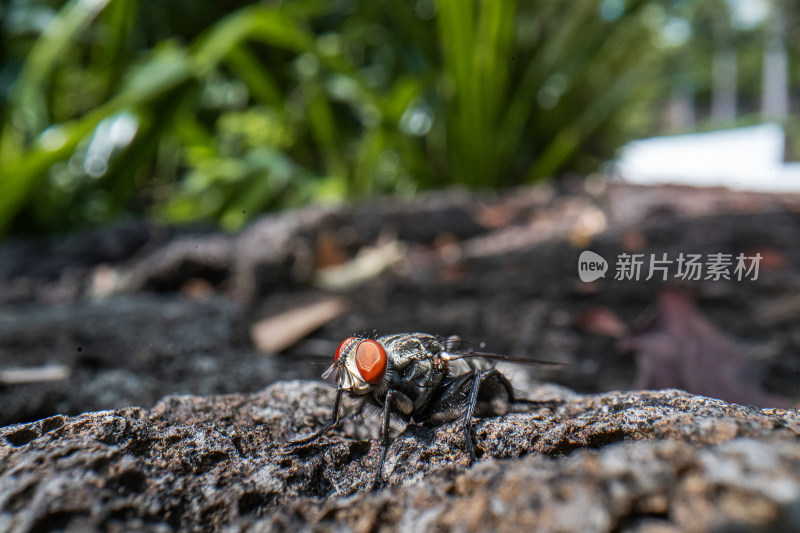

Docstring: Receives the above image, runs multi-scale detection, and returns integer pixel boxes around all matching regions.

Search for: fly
[285,332,558,489]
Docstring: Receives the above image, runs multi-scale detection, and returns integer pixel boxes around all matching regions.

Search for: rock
[2,184,800,430]
[1,381,798,532]
[0,296,314,427]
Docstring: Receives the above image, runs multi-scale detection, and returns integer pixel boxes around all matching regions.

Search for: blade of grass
[527,67,641,180]
[0,44,194,233]
[10,0,112,137]
[225,44,285,108]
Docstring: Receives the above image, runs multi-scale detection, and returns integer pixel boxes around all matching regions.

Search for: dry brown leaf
[620,287,788,408]
[573,307,628,338]
[472,204,513,229]
[314,229,349,268]
[180,278,215,300]
[312,240,404,290]
[742,246,787,271]
[620,230,647,251]
[250,297,349,354]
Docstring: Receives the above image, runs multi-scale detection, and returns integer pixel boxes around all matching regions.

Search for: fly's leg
[460,370,483,464]
[283,388,343,451]
[459,368,515,464]
[370,389,395,491]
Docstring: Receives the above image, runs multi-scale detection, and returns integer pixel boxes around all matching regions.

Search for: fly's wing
[442,352,564,392]
[451,352,565,366]
[432,348,567,420]
[442,336,564,373]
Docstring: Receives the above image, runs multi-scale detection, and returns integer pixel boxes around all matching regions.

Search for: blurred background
[2,0,799,237]
[2,0,800,425]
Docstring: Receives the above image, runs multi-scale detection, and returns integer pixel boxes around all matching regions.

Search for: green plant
[0,0,673,236]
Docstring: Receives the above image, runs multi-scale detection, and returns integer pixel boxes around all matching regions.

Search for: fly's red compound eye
[355,340,387,385]
[334,336,358,362]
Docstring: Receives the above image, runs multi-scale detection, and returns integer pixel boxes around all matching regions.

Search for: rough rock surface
[1,380,799,532]
[3,183,800,531]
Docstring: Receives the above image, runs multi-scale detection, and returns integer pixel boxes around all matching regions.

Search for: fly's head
[322,336,388,395]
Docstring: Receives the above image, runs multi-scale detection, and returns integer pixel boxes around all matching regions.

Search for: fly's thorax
[385,334,446,378]
[378,333,445,365]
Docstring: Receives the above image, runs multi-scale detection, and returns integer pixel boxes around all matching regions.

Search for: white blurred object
[615,123,800,193]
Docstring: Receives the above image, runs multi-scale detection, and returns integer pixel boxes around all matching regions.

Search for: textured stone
[1,381,798,532]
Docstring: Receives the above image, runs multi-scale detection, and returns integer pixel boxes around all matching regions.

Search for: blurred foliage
[0,0,791,235]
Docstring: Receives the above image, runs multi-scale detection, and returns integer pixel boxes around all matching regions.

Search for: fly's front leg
[370,389,395,491]
[284,388,344,451]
